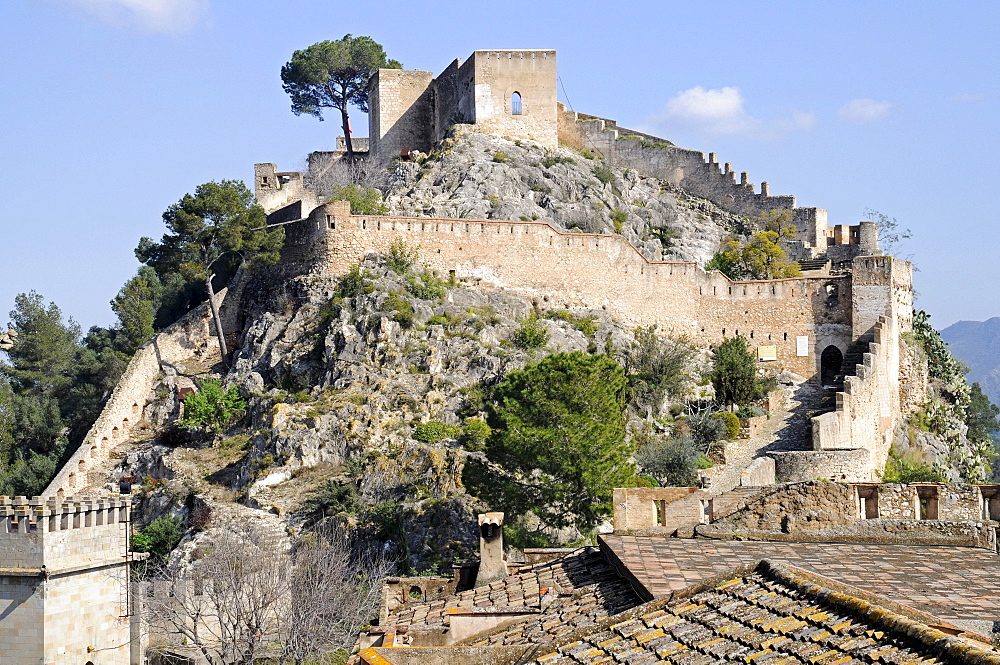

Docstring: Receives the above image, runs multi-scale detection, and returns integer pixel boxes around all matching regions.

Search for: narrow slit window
[511,91,522,115]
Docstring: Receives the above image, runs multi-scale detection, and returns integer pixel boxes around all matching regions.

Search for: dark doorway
[820,345,843,386]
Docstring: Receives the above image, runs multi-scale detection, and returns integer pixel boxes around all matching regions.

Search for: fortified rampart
[43,303,219,499]
[290,201,868,379]
[0,495,135,664]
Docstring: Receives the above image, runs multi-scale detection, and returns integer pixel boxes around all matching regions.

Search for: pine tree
[466,352,634,532]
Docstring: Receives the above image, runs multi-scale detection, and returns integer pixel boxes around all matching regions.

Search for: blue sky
[1,1,997,331]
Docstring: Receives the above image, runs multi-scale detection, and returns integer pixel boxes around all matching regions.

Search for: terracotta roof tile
[601,536,1000,624]
[521,562,1000,665]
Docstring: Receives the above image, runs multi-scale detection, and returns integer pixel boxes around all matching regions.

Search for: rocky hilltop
[81,128,992,573]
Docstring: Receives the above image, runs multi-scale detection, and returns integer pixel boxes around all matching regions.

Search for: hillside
[941,317,1000,404]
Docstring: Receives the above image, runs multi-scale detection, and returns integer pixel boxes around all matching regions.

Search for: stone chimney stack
[475,512,507,586]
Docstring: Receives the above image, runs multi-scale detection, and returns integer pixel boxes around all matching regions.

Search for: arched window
[511,91,522,115]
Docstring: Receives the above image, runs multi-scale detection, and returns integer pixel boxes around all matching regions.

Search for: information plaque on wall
[757,346,777,361]
[796,336,809,357]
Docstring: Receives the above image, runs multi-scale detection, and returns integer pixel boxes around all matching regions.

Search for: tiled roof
[387,547,642,639]
[529,561,1000,665]
[601,536,1000,624]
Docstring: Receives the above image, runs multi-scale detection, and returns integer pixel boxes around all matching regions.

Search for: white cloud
[641,86,815,140]
[56,0,209,33]
[837,98,892,123]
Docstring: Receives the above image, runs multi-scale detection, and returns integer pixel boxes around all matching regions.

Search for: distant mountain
[940,317,1000,405]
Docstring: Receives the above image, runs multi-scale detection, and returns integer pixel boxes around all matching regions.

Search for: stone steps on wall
[798,256,830,272]
[834,333,875,389]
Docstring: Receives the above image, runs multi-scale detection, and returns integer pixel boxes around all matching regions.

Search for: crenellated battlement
[1,494,130,536]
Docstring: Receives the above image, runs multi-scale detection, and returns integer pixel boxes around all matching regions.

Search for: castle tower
[369,49,558,161]
[0,495,137,664]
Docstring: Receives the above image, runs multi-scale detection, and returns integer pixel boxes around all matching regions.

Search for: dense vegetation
[465,352,633,535]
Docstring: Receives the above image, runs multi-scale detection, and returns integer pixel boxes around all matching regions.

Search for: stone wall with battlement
[558,106,834,251]
[43,303,218,499]
[811,316,903,480]
[293,201,866,379]
[0,495,133,664]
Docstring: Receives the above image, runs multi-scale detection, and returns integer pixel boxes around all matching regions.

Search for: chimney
[475,512,507,586]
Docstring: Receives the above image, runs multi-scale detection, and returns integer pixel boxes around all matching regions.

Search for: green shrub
[381,293,414,329]
[512,315,550,349]
[181,380,247,432]
[711,336,765,406]
[634,474,660,487]
[405,271,447,301]
[387,237,418,274]
[711,411,741,440]
[634,434,699,487]
[542,154,575,168]
[593,164,614,185]
[338,264,375,298]
[132,515,183,560]
[458,417,491,450]
[330,184,388,215]
[492,151,509,163]
[579,149,597,160]
[884,446,945,482]
[300,480,359,523]
[688,411,726,447]
[413,420,462,443]
[610,209,628,234]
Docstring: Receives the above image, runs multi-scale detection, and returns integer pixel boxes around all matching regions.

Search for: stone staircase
[797,255,830,272]
[837,333,874,386]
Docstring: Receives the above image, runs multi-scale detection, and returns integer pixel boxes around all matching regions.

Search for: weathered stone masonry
[0,496,135,665]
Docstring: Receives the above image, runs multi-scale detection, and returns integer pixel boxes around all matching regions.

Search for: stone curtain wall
[43,305,217,498]
[556,106,826,250]
[0,496,132,664]
[308,202,857,379]
[811,316,899,478]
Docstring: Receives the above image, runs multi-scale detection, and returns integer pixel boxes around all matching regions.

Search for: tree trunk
[340,106,354,161]
[205,274,229,366]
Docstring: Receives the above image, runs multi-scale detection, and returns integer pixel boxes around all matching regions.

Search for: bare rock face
[384,128,744,266]
[130,256,632,573]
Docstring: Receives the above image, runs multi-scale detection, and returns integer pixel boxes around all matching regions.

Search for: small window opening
[916,486,939,520]
[857,486,879,519]
[511,92,522,115]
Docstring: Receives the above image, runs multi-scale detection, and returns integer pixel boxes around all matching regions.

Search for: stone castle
[0,49,936,663]
[254,48,918,483]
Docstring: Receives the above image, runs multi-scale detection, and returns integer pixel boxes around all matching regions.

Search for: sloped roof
[602,536,1000,626]
[387,547,642,643]
[527,560,1000,665]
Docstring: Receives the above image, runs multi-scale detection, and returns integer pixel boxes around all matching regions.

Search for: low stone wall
[699,481,998,549]
[43,303,217,498]
[611,487,704,534]
[772,449,872,483]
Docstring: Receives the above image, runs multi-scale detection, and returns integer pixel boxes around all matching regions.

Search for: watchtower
[0,495,136,664]
[368,49,558,161]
